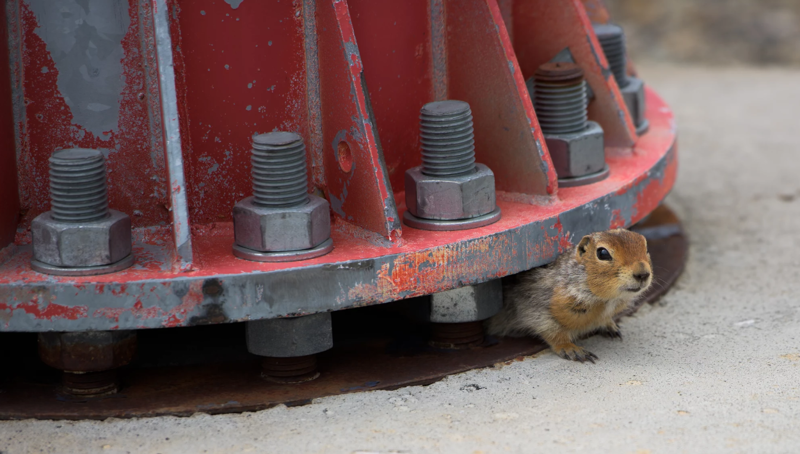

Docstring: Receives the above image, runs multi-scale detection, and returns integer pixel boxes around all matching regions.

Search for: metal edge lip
[402,208,502,231]
[30,254,135,277]
[232,238,334,263]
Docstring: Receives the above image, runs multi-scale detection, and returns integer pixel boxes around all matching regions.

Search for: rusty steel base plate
[0,206,686,421]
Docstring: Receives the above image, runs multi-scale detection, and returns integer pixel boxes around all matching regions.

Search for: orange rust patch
[345,236,510,304]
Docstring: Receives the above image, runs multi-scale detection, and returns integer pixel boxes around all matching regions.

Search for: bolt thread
[49,149,110,223]
[429,321,485,349]
[419,100,476,177]
[594,23,629,88]
[533,62,588,135]
[62,370,119,396]
[251,132,309,208]
[261,355,319,383]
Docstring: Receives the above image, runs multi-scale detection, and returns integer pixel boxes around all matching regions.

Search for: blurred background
[605,0,800,65]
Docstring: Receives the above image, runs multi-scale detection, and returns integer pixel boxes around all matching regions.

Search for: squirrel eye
[596,247,612,261]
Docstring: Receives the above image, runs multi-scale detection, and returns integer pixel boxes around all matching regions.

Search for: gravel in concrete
[3,65,800,454]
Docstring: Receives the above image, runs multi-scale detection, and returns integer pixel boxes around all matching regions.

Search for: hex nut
[38,331,137,372]
[429,279,503,323]
[621,76,646,128]
[545,120,605,178]
[31,210,132,268]
[247,313,333,357]
[233,195,331,252]
[405,163,496,221]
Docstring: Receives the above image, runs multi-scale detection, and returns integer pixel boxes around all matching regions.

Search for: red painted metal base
[0,87,676,331]
[0,0,677,332]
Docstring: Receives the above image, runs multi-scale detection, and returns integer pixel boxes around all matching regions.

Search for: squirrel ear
[577,235,592,256]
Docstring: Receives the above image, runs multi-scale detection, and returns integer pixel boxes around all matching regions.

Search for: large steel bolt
[232,132,333,262]
[246,313,333,383]
[594,23,629,89]
[251,131,309,208]
[593,23,649,134]
[31,149,134,276]
[427,280,503,349]
[404,100,500,231]
[534,62,589,135]
[533,62,608,187]
[38,330,137,397]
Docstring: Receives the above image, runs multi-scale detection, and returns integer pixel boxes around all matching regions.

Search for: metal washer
[557,165,610,188]
[31,254,135,277]
[636,119,650,136]
[403,208,501,231]
[233,238,334,262]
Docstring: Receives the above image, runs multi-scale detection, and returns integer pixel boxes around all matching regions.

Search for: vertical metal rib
[153,0,193,266]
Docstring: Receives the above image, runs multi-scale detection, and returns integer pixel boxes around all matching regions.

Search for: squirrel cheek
[588,273,621,299]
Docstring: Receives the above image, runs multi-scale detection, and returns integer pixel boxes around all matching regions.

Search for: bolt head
[233,195,331,252]
[429,280,503,323]
[38,331,137,372]
[246,313,333,357]
[620,76,646,127]
[32,210,132,267]
[405,164,496,221]
[545,121,605,178]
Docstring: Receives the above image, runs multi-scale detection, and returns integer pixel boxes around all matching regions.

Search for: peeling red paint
[15,2,170,229]
[162,280,204,327]
[1,300,88,321]
[529,216,574,264]
[633,148,678,220]
[346,235,509,304]
[610,209,625,229]
[93,300,161,324]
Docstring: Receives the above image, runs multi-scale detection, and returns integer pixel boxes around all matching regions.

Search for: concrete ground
[3,64,800,453]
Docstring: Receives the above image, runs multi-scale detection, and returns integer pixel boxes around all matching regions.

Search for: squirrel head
[575,229,653,300]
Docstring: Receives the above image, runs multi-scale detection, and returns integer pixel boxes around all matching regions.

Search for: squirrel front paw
[553,343,598,363]
[599,324,623,340]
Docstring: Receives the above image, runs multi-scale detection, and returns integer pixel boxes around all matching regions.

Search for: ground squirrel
[486,229,653,362]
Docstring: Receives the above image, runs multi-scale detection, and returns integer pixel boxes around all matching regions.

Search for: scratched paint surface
[446,0,556,197]
[0,88,676,331]
[15,0,170,228]
[347,0,432,193]
[170,0,308,225]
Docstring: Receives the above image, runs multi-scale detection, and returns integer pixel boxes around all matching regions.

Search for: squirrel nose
[633,271,651,283]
